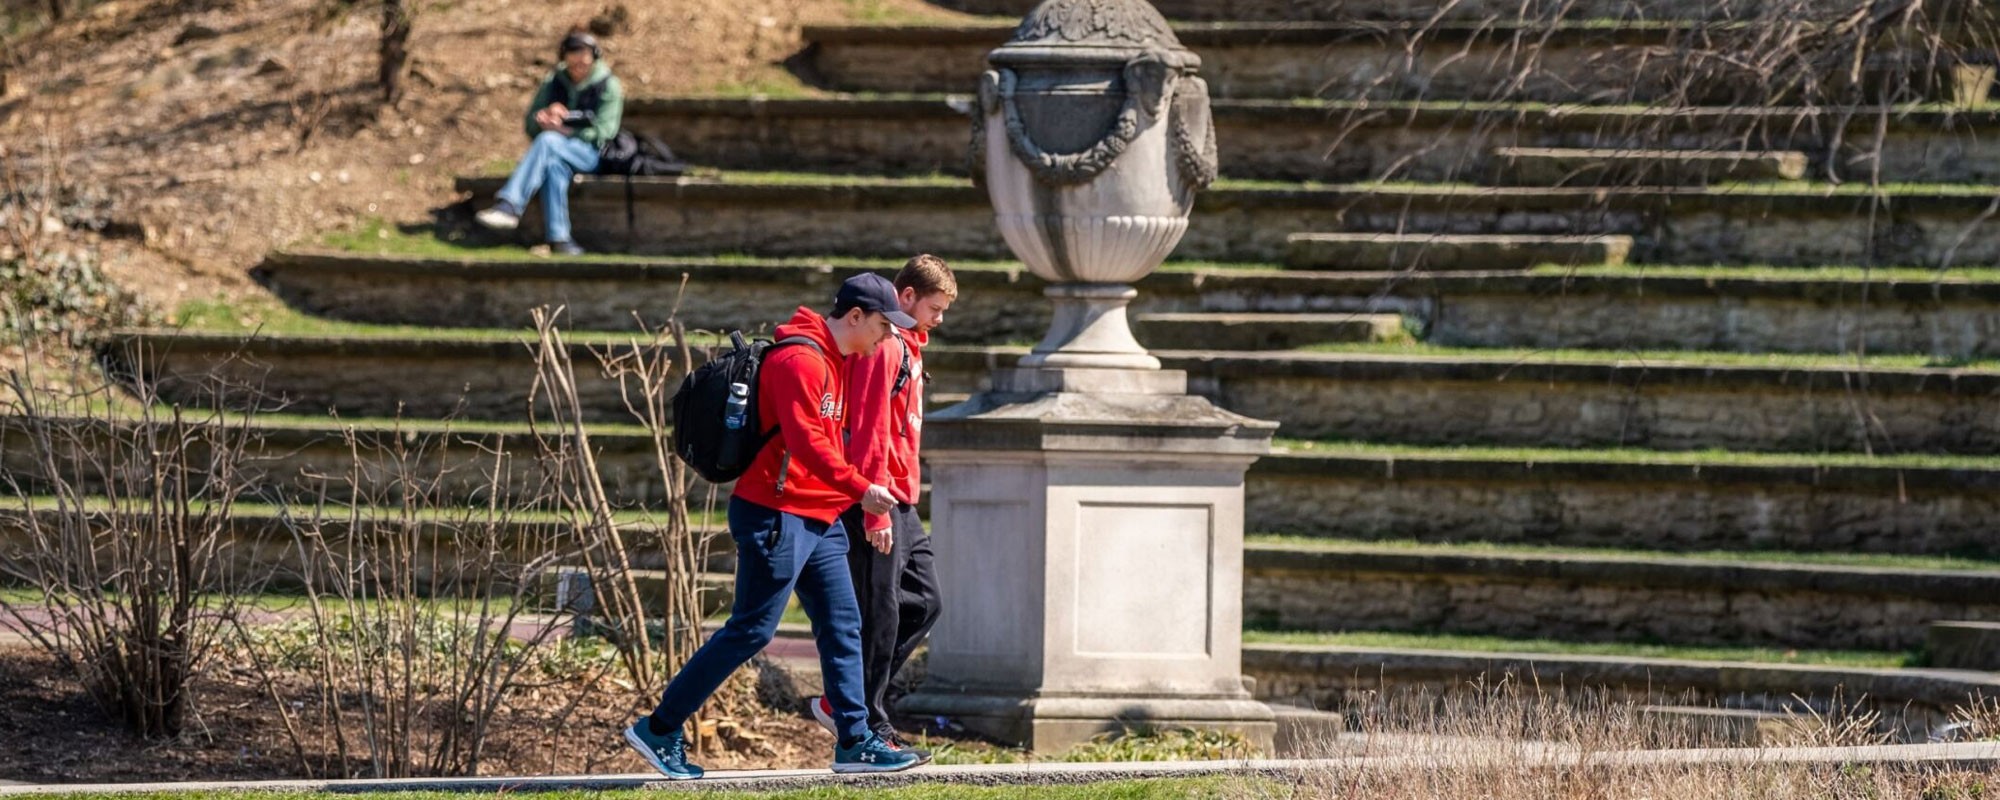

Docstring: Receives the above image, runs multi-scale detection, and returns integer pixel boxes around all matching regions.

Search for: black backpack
[671,332,822,484]
[598,130,688,176]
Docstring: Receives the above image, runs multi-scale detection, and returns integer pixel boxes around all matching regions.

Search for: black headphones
[560,32,601,61]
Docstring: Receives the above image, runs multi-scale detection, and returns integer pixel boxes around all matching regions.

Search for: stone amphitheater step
[923,0,1904,22]
[109,330,2000,454]
[1243,645,1996,742]
[1250,444,2000,558]
[14,411,1997,557]
[0,415,692,509]
[1284,233,1632,270]
[798,21,1952,103]
[450,175,2000,268]
[1490,147,1809,186]
[264,253,2000,359]
[1927,621,2000,670]
[627,97,2000,184]
[1241,539,2000,650]
[1133,312,1403,350]
[0,500,723,586]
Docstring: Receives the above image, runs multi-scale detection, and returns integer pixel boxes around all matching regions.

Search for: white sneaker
[808,695,837,733]
[475,205,520,230]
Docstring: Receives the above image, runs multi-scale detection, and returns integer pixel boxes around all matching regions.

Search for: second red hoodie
[731,307,874,524]
[845,326,927,533]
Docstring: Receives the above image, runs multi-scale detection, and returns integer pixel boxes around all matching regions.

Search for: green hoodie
[522,61,623,146]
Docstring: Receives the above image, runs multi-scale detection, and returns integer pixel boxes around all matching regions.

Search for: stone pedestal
[899,367,1278,752]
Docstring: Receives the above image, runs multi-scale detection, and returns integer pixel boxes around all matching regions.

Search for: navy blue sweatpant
[646,496,871,743]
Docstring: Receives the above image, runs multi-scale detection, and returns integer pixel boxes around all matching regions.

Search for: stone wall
[1430,289,2000,358]
[628,99,2000,184]
[1242,646,1993,739]
[1242,547,2000,650]
[128,330,2000,455]
[1245,455,2000,557]
[456,177,2000,268]
[1193,360,2000,454]
[923,0,1882,21]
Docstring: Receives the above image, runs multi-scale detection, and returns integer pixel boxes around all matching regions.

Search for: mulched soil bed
[0,645,842,783]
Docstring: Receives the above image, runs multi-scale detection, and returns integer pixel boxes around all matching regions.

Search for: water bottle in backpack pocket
[670,331,822,484]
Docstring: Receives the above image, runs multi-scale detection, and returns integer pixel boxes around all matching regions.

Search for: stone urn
[973,0,1218,370]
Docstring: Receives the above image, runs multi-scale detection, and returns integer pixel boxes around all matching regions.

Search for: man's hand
[862,484,895,516]
[867,526,894,555]
[535,104,568,131]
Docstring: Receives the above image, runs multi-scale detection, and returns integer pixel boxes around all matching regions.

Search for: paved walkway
[0,742,1993,794]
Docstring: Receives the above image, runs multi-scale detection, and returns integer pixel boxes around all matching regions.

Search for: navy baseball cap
[834,273,918,329]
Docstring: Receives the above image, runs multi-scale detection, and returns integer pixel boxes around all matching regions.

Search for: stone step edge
[797,19,1938,45]
[8,743,1999,796]
[1243,644,2000,709]
[1245,543,2000,601]
[267,249,2000,303]
[448,175,2000,215]
[109,330,2000,395]
[628,95,2000,131]
[1493,147,1811,162]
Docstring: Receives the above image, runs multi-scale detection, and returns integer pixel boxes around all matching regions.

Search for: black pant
[839,502,941,735]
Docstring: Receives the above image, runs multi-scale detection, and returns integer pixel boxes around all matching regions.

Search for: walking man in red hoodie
[807,255,956,759]
[625,273,925,779]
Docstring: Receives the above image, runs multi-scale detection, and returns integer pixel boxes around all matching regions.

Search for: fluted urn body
[975,0,1217,369]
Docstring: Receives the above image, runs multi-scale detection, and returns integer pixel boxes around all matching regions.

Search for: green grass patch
[1242,628,1918,668]
[1292,340,2000,370]
[28,778,1278,800]
[688,66,821,100]
[1272,438,2000,471]
[1530,264,2000,283]
[313,220,1281,273]
[172,294,726,346]
[1247,534,2000,573]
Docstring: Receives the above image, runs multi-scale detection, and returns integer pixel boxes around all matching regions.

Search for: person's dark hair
[560,30,601,60]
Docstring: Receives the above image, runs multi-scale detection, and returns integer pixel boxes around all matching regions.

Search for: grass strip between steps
[165,299,2000,372]
[1241,628,1919,669]
[6,497,727,529]
[1291,341,2000,370]
[1247,535,2000,573]
[1273,439,2000,471]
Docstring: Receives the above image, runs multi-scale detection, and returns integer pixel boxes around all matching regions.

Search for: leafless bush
[233,415,585,778]
[1289,680,1995,799]
[526,299,726,751]
[0,350,267,739]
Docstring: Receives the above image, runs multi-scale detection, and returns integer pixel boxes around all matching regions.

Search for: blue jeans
[646,497,872,744]
[495,131,599,245]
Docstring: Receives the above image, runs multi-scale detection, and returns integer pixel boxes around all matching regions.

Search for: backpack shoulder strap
[890,336,913,397]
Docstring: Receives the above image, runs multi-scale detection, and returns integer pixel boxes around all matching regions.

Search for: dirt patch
[0,0,972,321]
[0,644,846,783]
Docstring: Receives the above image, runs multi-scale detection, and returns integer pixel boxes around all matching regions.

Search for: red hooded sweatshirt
[845,327,928,533]
[731,307,874,524]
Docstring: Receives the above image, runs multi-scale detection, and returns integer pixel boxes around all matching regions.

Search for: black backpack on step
[597,130,688,176]
[671,332,821,484]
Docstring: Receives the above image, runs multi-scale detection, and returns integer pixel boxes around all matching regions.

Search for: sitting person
[475,29,623,256]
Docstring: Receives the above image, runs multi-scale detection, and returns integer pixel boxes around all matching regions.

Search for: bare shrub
[526,303,723,747]
[0,351,267,739]
[1290,680,1995,799]
[233,415,583,778]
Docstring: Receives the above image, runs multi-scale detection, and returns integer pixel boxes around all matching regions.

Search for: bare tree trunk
[379,0,410,105]
[46,0,64,22]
